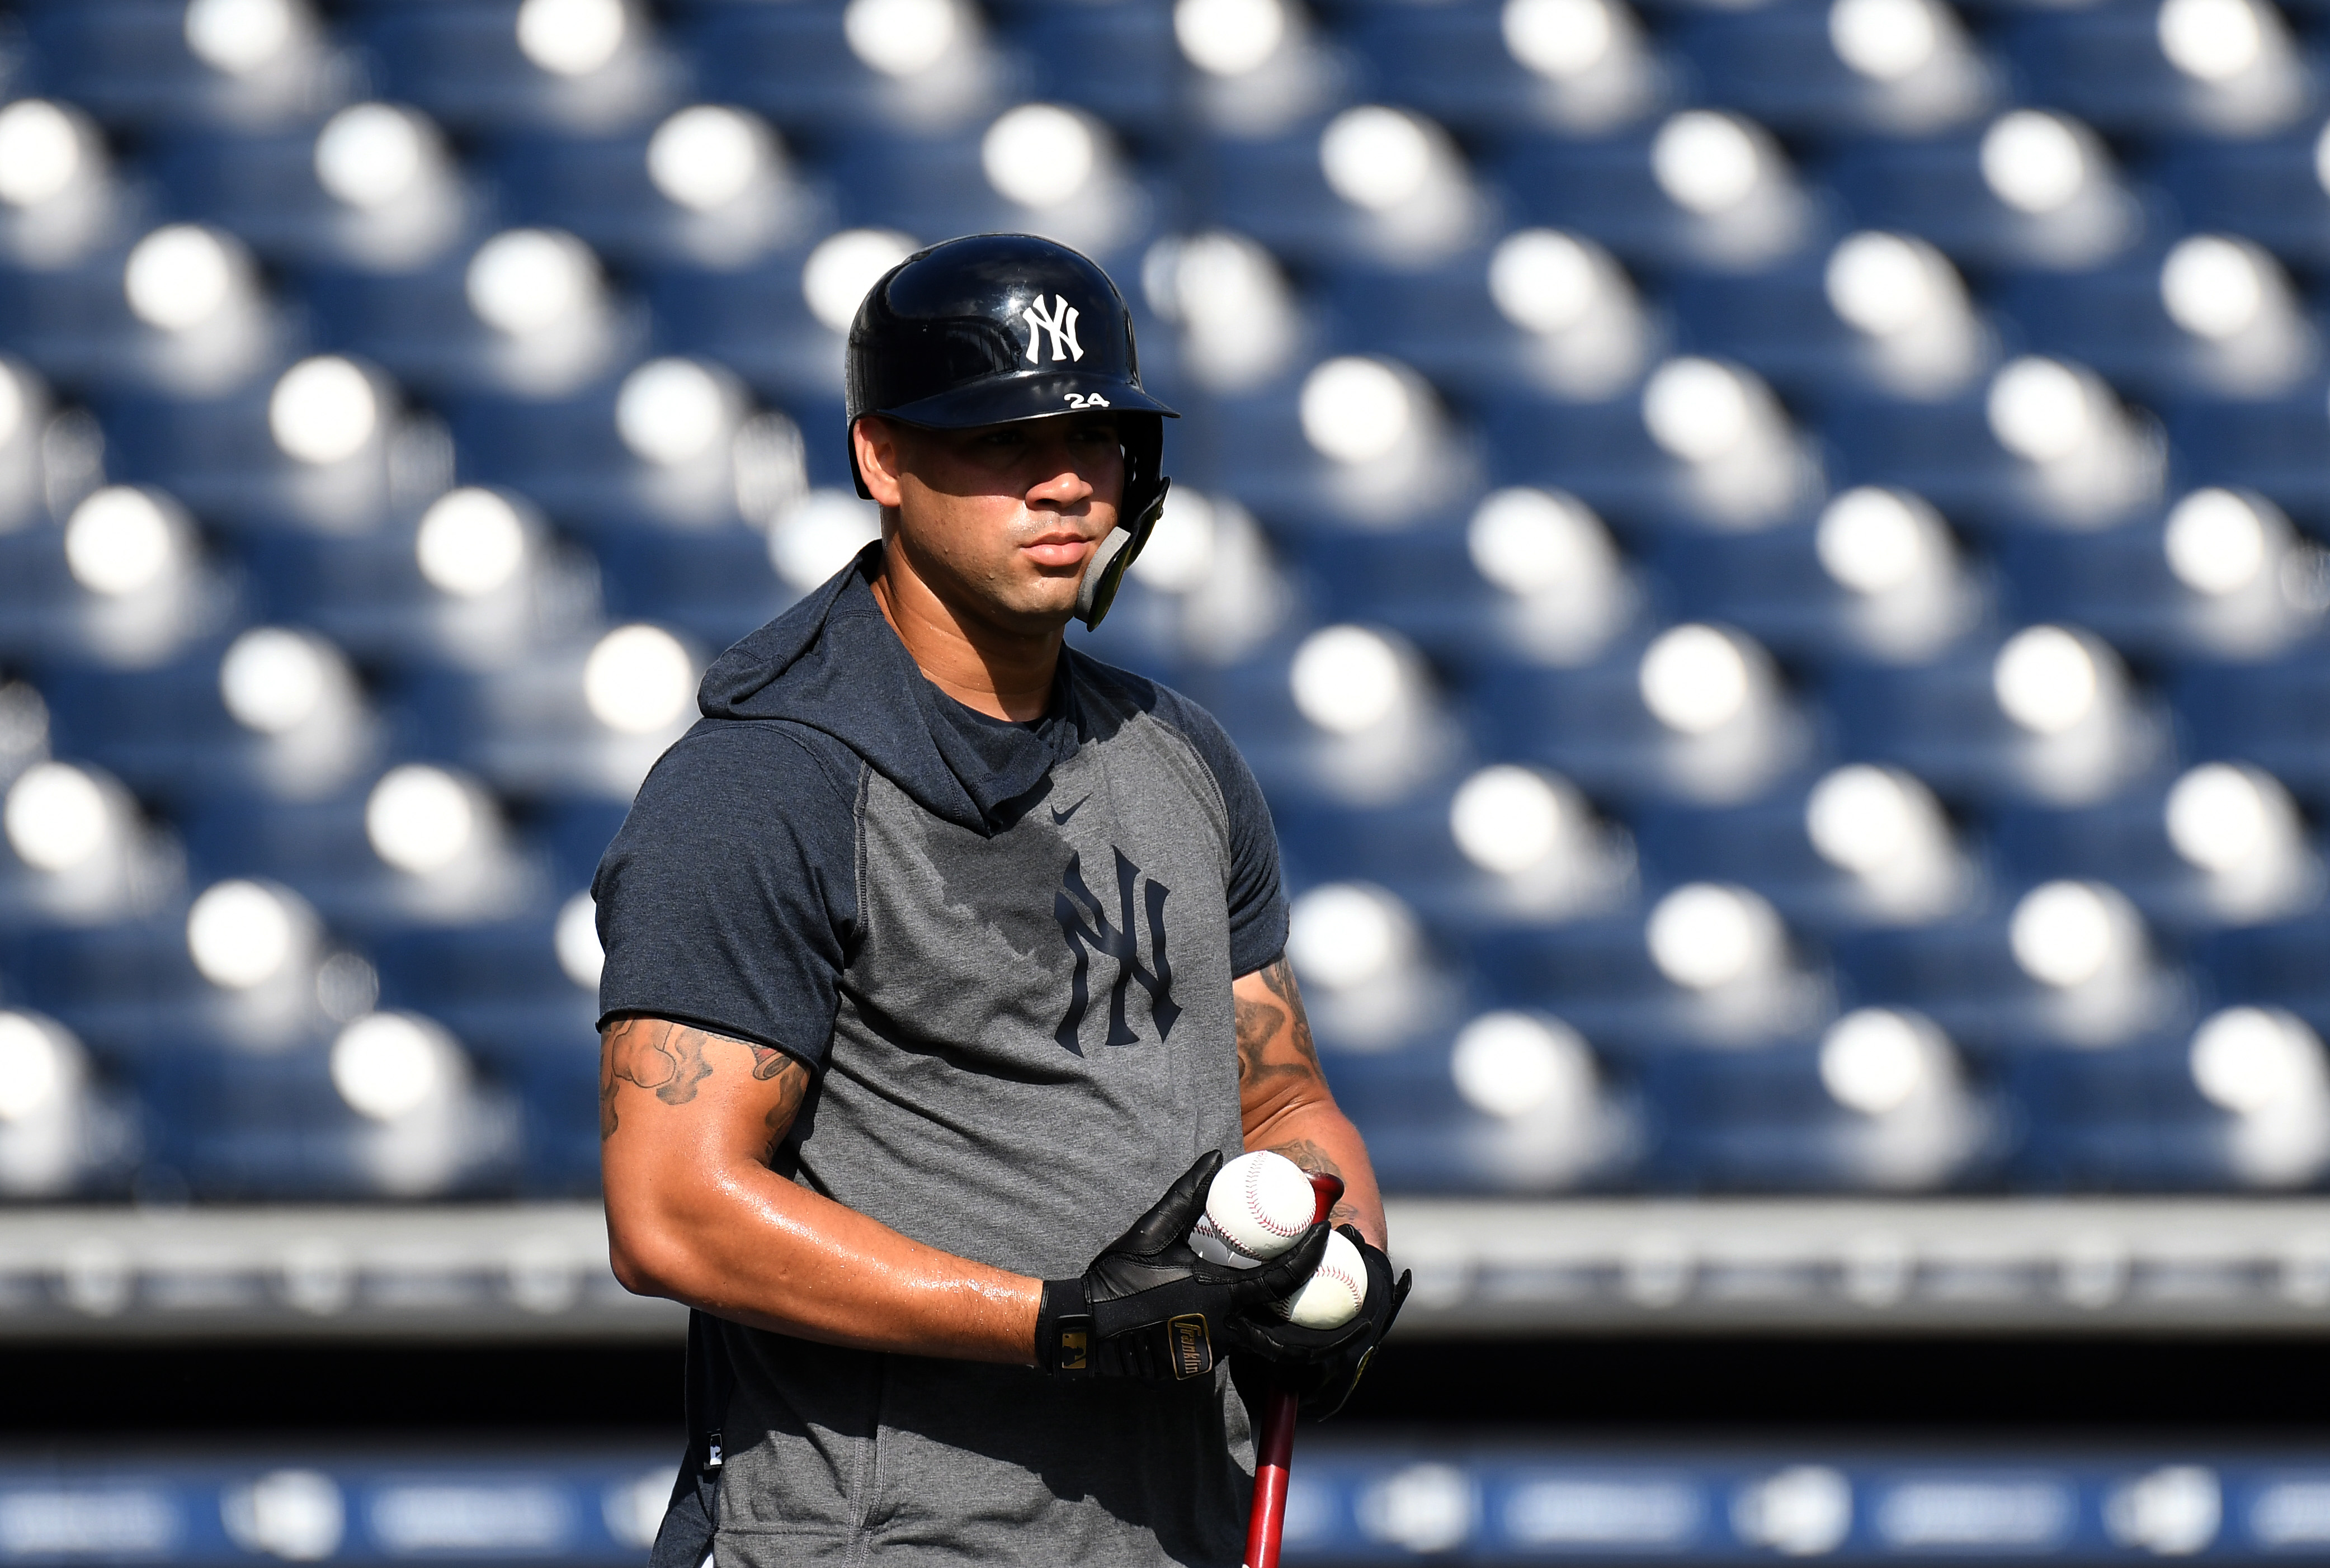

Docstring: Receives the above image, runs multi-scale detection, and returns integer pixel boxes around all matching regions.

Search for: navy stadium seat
[2177,655,2330,806]
[590,523,798,651]
[2196,910,2330,1031]
[298,233,645,399]
[1326,1029,1644,1194]
[1820,125,2157,272]
[1660,1,1998,139]
[1993,252,2318,404]
[1820,637,2166,806]
[1829,912,2195,1054]
[2152,128,2330,266]
[96,373,409,535]
[676,0,1026,140]
[1661,256,1998,408]
[1990,0,2319,140]
[131,1033,523,1199]
[344,1,681,135]
[0,233,290,394]
[39,637,383,805]
[178,785,553,941]
[2161,380,2330,506]
[1197,379,1487,536]
[1320,248,1668,405]
[1274,788,1634,942]
[390,640,700,804]
[990,0,1178,136]
[370,916,602,1194]
[1199,117,1498,272]
[441,371,777,533]
[1468,636,1820,804]
[823,130,1162,271]
[147,122,487,271]
[1650,518,1985,665]
[0,507,241,669]
[537,799,629,888]
[484,120,834,270]
[1468,910,1836,1056]
[1291,519,1652,673]
[1995,509,2320,663]
[1481,389,1823,538]
[1181,637,1474,807]
[234,500,598,670]
[19,0,344,131]
[1632,1035,2004,1193]
[1338,0,1670,138]
[643,252,863,448]
[2002,1035,2260,1192]
[1494,124,1834,273]
[1630,788,1963,939]
[1,915,239,1056]
[1988,784,2322,937]
[1821,388,2166,535]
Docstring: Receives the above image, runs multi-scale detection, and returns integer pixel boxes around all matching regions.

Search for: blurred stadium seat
[2,0,2329,1206]
[20,1443,2330,1564]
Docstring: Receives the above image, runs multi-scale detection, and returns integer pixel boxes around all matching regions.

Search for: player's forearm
[599,1018,1040,1363]
[607,1159,1040,1363]
[1243,1100,1387,1251]
[1232,958,1389,1250]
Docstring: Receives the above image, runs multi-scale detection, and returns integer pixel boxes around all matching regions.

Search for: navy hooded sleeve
[592,721,860,1071]
[1145,690,1289,980]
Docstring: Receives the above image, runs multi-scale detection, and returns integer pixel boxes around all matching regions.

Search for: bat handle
[1241,1172,1345,1568]
[1243,1385,1300,1568]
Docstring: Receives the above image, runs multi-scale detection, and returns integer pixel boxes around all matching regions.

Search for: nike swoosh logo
[1051,796,1088,825]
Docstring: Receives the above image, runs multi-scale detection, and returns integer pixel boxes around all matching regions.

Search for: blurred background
[3,0,2330,1559]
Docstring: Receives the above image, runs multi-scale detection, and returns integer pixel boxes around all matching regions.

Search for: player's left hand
[1233,1227,1411,1420]
[1036,1150,1334,1383]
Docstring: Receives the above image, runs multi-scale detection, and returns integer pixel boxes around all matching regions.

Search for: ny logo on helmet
[1023,295,1084,365]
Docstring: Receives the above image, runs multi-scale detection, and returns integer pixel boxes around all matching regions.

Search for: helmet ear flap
[1078,416,1169,630]
[848,415,875,500]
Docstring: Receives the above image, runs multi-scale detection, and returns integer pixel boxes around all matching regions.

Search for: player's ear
[855,416,907,509]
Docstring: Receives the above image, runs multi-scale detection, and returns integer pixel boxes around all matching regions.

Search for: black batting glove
[1232,1227,1412,1420]
[1035,1150,1331,1383]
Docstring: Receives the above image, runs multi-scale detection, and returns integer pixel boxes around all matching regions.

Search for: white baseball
[1199,1150,1315,1263]
[1274,1228,1367,1329]
[1188,1212,1271,1267]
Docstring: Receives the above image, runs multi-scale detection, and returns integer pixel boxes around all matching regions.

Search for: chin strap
[1078,416,1171,631]
[1077,476,1168,630]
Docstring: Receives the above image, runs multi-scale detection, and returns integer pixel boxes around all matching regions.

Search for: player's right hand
[1036,1150,1329,1383]
[1233,1229,1412,1420]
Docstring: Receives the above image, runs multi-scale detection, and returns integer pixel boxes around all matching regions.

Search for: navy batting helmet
[845,233,1176,630]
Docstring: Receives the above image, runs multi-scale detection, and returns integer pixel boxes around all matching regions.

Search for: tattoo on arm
[606,1018,715,1107]
[601,1018,708,1138]
[599,1018,809,1161]
[1234,990,1287,1087]
[1270,1139,1342,1179]
[760,1055,810,1164]
[1268,1137,1360,1230]
[1236,956,1325,1093]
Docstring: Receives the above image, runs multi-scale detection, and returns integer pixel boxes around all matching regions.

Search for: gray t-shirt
[595,550,1288,1568]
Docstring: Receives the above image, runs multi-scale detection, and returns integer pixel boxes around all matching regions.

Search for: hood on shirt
[694,542,1085,837]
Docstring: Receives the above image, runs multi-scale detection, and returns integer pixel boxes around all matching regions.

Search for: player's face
[862,411,1125,631]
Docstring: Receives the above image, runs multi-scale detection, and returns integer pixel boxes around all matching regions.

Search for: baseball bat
[1241,1171,1345,1568]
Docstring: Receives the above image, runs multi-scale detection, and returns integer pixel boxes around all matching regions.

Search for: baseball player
[593,233,1408,1568]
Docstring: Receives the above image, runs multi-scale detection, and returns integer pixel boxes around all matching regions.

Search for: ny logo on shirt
[1053,847,1179,1053]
